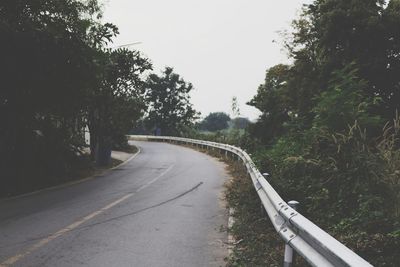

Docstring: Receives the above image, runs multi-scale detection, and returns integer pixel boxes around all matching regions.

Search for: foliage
[198,112,230,132]
[0,0,102,195]
[289,0,400,118]
[225,162,284,267]
[143,67,198,136]
[247,64,292,144]
[254,119,400,265]
[0,0,153,194]
[230,117,251,130]
[231,0,400,265]
[312,63,383,132]
[377,112,400,220]
[88,48,152,164]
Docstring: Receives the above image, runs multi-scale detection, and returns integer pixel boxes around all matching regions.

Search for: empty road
[0,141,229,266]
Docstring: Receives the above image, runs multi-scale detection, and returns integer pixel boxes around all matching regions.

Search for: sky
[101,0,313,120]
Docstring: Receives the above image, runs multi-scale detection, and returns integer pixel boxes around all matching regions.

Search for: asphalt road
[0,141,229,267]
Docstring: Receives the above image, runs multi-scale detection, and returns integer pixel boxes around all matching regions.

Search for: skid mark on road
[135,164,174,192]
[77,181,203,230]
[0,164,175,267]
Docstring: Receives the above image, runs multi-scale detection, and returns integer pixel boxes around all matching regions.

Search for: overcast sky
[101,0,313,120]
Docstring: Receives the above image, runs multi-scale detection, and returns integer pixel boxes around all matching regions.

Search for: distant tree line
[0,0,197,196]
[197,112,250,132]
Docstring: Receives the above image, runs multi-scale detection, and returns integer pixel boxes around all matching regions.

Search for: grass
[223,162,283,266]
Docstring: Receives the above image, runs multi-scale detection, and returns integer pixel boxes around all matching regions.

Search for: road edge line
[0,192,135,266]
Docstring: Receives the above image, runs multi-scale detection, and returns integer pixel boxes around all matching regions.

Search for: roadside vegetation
[191,0,400,265]
[224,161,284,267]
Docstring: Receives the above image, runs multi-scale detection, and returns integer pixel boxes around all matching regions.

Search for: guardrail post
[283,200,300,267]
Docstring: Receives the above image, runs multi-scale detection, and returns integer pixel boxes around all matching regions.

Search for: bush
[250,118,400,265]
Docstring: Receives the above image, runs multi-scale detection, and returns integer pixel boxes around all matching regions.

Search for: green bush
[250,118,400,265]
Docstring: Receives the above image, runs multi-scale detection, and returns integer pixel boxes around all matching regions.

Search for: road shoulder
[0,146,140,202]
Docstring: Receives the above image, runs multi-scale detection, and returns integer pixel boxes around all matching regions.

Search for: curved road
[0,141,229,266]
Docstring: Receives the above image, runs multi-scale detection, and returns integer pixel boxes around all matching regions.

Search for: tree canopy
[88,48,152,164]
[244,1,400,265]
[0,0,156,194]
[143,67,198,136]
[0,0,104,194]
[198,112,231,132]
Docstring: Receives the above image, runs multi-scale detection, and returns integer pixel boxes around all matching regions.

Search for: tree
[88,48,152,165]
[0,0,104,194]
[244,1,400,264]
[312,63,382,132]
[247,64,293,144]
[250,0,400,145]
[289,0,400,119]
[199,112,231,132]
[0,0,150,191]
[231,117,251,130]
[143,67,198,136]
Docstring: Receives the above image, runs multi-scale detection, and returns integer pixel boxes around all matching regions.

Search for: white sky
[102,0,313,120]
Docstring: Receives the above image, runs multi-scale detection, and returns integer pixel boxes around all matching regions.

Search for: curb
[110,148,141,170]
[0,148,141,202]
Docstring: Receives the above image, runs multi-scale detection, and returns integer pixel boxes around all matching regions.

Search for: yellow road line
[0,160,174,267]
[0,193,134,266]
[0,148,141,203]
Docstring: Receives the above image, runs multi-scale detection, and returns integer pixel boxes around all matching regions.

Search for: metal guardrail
[128,135,373,267]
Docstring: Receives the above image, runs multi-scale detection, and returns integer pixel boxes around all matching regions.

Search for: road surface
[0,141,229,267]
